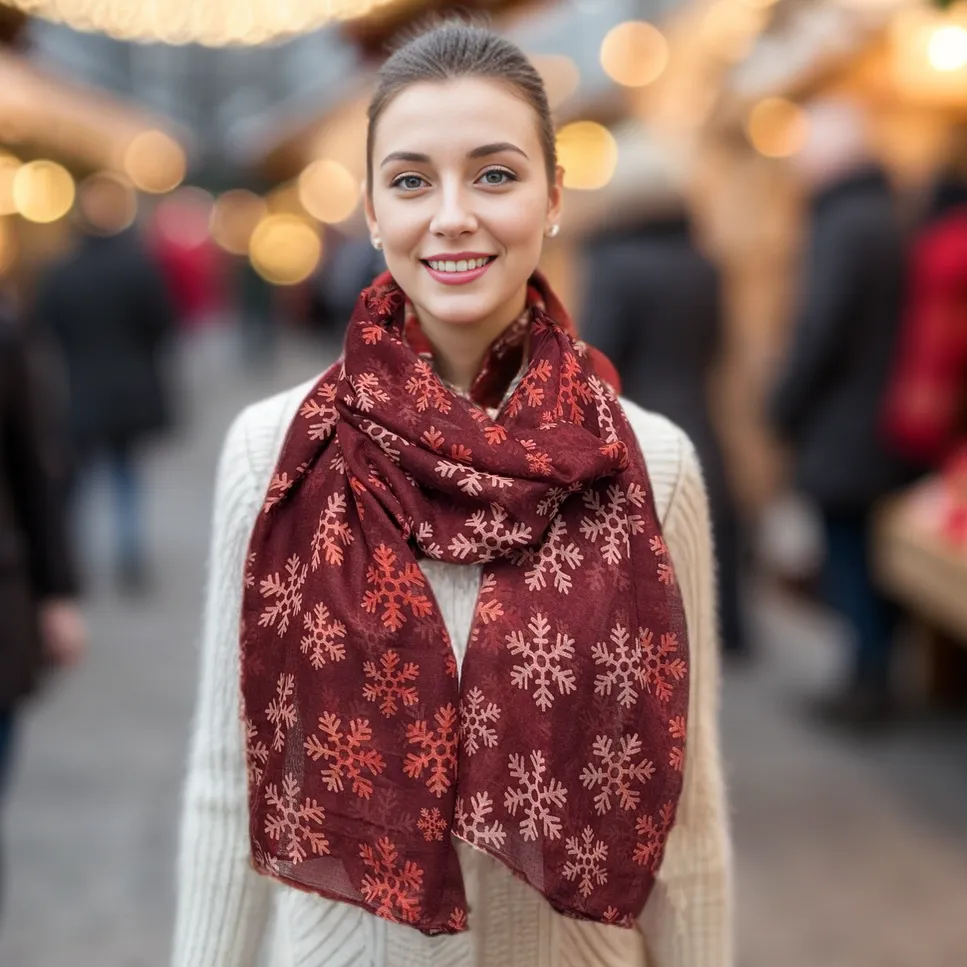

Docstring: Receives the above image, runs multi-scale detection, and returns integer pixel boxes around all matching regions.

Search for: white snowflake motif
[435,460,515,498]
[514,517,583,594]
[350,372,390,413]
[362,650,420,717]
[455,791,507,849]
[300,383,339,441]
[504,749,568,842]
[449,504,533,562]
[266,673,297,753]
[563,826,609,898]
[592,623,645,709]
[639,629,687,703]
[264,773,329,864]
[301,603,347,670]
[245,718,269,787]
[310,493,353,569]
[415,521,444,560]
[580,734,656,815]
[536,484,581,518]
[588,375,620,445]
[579,483,648,566]
[459,686,501,756]
[360,419,409,463]
[258,554,308,635]
[506,613,577,711]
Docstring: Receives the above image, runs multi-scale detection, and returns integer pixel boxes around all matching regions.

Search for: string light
[600,22,669,88]
[249,213,322,286]
[124,130,187,194]
[556,121,619,191]
[13,160,75,223]
[298,159,359,225]
[1,0,394,46]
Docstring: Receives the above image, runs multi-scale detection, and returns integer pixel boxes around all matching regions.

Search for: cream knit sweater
[171,378,733,967]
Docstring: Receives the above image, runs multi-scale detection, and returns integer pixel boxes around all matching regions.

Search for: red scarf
[241,272,688,934]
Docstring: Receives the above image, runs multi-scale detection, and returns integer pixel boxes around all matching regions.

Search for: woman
[173,23,731,967]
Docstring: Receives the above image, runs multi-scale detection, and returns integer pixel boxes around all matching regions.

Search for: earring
[372,238,382,251]
[546,224,560,239]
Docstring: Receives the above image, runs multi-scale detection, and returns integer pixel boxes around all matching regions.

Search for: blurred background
[0,0,964,964]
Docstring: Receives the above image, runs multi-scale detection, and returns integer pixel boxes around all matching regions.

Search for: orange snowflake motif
[639,629,687,703]
[417,807,448,842]
[632,801,676,872]
[405,358,452,415]
[421,426,446,452]
[403,704,459,798]
[365,284,402,319]
[447,907,468,931]
[304,713,386,800]
[483,423,508,446]
[362,650,420,717]
[669,715,687,772]
[362,324,384,345]
[359,836,424,924]
[362,544,433,632]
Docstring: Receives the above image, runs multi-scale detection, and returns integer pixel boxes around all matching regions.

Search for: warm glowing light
[701,1,767,63]
[78,172,137,234]
[530,54,581,109]
[124,130,187,194]
[0,1,385,46]
[155,187,215,248]
[0,154,20,217]
[556,122,619,191]
[746,98,809,158]
[928,25,967,72]
[210,189,267,255]
[249,214,322,286]
[600,21,669,88]
[13,160,75,223]
[298,159,359,224]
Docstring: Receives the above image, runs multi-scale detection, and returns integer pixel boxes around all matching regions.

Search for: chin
[416,289,512,328]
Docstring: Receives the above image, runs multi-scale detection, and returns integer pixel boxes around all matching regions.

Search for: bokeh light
[600,21,669,89]
[78,172,137,234]
[0,154,21,217]
[0,216,18,274]
[124,130,187,194]
[556,121,619,191]
[13,160,76,223]
[298,159,359,224]
[746,98,809,159]
[249,213,322,286]
[530,54,581,109]
[928,25,967,72]
[210,189,268,256]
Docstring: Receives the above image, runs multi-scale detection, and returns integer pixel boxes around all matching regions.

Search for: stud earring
[372,238,382,251]
[546,224,560,239]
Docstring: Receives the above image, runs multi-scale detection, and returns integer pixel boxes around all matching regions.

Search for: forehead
[373,76,542,159]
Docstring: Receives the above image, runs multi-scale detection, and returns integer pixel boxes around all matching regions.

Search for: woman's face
[365,76,563,336]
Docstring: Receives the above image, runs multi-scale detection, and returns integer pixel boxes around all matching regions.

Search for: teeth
[427,257,492,272]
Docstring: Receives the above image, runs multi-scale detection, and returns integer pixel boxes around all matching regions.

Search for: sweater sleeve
[639,433,734,967]
[171,408,273,967]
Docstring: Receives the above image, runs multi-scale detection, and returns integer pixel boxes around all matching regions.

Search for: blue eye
[392,174,427,191]
[479,168,516,186]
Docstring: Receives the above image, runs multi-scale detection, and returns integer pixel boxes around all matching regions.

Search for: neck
[414,288,528,392]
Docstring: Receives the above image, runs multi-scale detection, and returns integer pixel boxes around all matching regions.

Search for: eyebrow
[379,142,529,167]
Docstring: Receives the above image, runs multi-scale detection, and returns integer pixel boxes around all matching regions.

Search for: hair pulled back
[367,22,557,191]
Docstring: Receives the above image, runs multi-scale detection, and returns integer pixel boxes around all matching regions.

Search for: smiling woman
[172,21,732,967]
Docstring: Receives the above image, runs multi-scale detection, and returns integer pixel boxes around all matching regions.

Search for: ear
[546,164,564,230]
[362,180,378,239]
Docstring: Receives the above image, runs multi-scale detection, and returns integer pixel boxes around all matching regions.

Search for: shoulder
[223,375,319,489]
[618,397,702,525]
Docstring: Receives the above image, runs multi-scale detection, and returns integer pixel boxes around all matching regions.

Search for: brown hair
[366,21,557,192]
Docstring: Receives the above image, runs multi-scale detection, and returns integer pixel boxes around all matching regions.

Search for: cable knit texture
[171,377,733,967]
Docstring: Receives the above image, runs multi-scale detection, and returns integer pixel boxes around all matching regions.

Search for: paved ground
[1,327,965,966]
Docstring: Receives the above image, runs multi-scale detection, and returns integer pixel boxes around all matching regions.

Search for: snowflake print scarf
[241,270,689,935]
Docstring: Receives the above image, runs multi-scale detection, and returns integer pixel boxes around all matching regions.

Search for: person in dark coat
[36,202,177,591]
[0,304,85,910]
[582,213,748,659]
[770,100,915,727]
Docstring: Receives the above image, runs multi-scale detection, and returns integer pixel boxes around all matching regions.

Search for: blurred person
[172,23,732,967]
[581,148,748,660]
[881,149,967,469]
[770,99,913,729]
[36,176,177,593]
[0,300,85,912]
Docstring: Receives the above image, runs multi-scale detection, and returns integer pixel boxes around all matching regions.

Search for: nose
[429,179,478,238]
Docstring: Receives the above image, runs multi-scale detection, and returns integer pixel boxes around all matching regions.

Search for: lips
[420,254,496,286]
